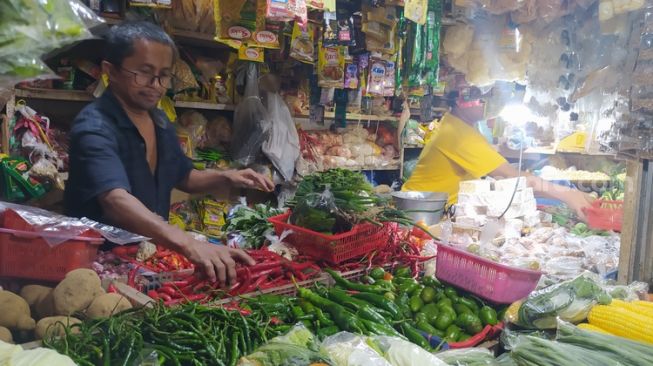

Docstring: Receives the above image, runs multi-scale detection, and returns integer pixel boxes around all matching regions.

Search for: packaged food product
[290,22,316,64]
[405,0,428,24]
[214,0,266,49]
[238,45,265,62]
[318,43,346,88]
[367,59,387,96]
[383,61,396,96]
[338,16,354,45]
[323,12,339,46]
[266,0,294,21]
[344,63,359,89]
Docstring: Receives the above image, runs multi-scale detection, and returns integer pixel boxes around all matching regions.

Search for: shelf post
[1,89,15,155]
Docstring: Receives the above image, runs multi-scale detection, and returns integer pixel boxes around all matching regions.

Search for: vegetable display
[224,204,285,249]
[287,169,419,235]
[44,301,288,366]
[587,299,653,344]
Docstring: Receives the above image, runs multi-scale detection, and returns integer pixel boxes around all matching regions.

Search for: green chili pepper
[400,323,432,350]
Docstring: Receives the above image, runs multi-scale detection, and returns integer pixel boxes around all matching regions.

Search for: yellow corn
[610,300,653,320]
[577,323,613,335]
[632,300,653,311]
[588,305,653,345]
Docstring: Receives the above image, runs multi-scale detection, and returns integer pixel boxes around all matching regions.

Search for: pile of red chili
[145,249,322,306]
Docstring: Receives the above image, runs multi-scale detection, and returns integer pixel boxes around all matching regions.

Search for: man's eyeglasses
[119,67,173,88]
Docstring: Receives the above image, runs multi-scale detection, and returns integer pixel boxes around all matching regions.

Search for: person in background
[402,93,595,221]
[64,22,275,286]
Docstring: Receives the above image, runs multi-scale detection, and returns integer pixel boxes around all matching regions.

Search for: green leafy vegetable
[224,204,284,249]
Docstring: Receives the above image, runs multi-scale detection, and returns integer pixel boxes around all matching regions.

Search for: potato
[0,290,36,331]
[20,285,53,315]
[34,290,55,319]
[53,269,105,315]
[86,293,132,319]
[34,316,81,340]
[0,326,12,343]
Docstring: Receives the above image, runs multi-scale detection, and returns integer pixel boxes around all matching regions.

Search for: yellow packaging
[317,42,345,88]
[214,0,267,49]
[200,199,228,237]
[238,45,265,62]
[289,22,315,64]
[405,0,428,25]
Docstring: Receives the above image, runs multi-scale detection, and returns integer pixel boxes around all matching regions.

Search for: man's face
[104,39,173,111]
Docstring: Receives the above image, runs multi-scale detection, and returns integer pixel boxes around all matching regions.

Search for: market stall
[1,0,653,365]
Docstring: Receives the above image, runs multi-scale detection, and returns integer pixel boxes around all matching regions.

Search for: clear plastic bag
[239,324,331,366]
[372,336,449,366]
[435,347,499,366]
[0,201,147,246]
[262,92,300,182]
[231,63,271,167]
[321,332,392,366]
[507,272,612,329]
[265,230,297,260]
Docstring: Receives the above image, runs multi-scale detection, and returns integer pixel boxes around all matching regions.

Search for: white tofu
[459,179,492,194]
[456,215,488,227]
[493,177,527,192]
[487,199,537,219]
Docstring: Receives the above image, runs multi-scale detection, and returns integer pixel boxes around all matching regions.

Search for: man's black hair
[104,21,178,66]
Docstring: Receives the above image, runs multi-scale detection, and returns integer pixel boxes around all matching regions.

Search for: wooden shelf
[14,88,93,102]
[175,100,235,111]
[171,30,229,49]
[295,112,399,123]
[14,89,236,111]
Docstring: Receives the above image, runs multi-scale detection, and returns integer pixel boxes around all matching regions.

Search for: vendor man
[403,93,594,221]
[65,22,275,286]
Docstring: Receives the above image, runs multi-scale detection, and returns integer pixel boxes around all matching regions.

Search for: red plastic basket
[0,211,104,282]
[435,243,541,304]
[268,212,395,264]
[586,200,623,232]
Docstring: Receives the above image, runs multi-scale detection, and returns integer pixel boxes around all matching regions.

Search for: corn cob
[632,300,653,310]
[577,323,613,335]
[610,300,653,320]
[588,305,653,345]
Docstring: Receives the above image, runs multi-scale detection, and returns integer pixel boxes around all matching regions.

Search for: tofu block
[459,179,492,194]
[493,177,527,192]
[487,199,537,219]
[455,215,488,227]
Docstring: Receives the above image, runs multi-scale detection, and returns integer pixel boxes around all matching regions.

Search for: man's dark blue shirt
[64,90,193,223]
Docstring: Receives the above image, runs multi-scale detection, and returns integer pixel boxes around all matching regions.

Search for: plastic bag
[435,347,499,365]
[321,332,392,366]
[372,336,449,366]
[238,324,331,366]
[266,230,297,260]
[230,63,271,167]
[290,188,346,233]
[507,272,612,329]
[0,201,147,246]
[262,92,300,182]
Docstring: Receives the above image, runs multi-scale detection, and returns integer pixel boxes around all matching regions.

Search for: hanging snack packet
[266,0,294,21]
[323,12,339,46]
[344,63,359,89]
[290,22,316,64]
[408,22,426,87]
[238,45,265,62]
[383,61,396,96]
[367,58,387,96]
[214,0,266,49]
[318,42,346,88]
[337,16,354,46]
[307,0,324,10]
[424,0,442,85]
[405,0,428,25]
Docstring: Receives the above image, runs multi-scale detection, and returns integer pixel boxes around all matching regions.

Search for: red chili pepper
[159,293,172,302]
[183,293,208,302]
[157,262,168,271]
[128,268,138,287]
[163,298,184,306]
[162,280,189,288]
[107,284,118,293]
[243,275,268,293]
[269,317,283,325]
[147,290,160,300]
[158,286,181,298]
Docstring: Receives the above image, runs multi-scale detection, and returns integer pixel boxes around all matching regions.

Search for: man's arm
[99,188,254,285]
[491,163,595,221]
[177,168,275,194]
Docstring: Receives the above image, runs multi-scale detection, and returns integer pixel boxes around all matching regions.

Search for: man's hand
[225,169,275,192]
[182,241,255,286]
[562,190,596,222]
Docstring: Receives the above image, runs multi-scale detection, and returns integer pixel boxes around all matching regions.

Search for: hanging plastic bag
[262,92,300,182]
[230,63,271,166]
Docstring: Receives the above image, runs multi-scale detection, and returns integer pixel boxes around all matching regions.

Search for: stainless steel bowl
[391,191,449,226]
